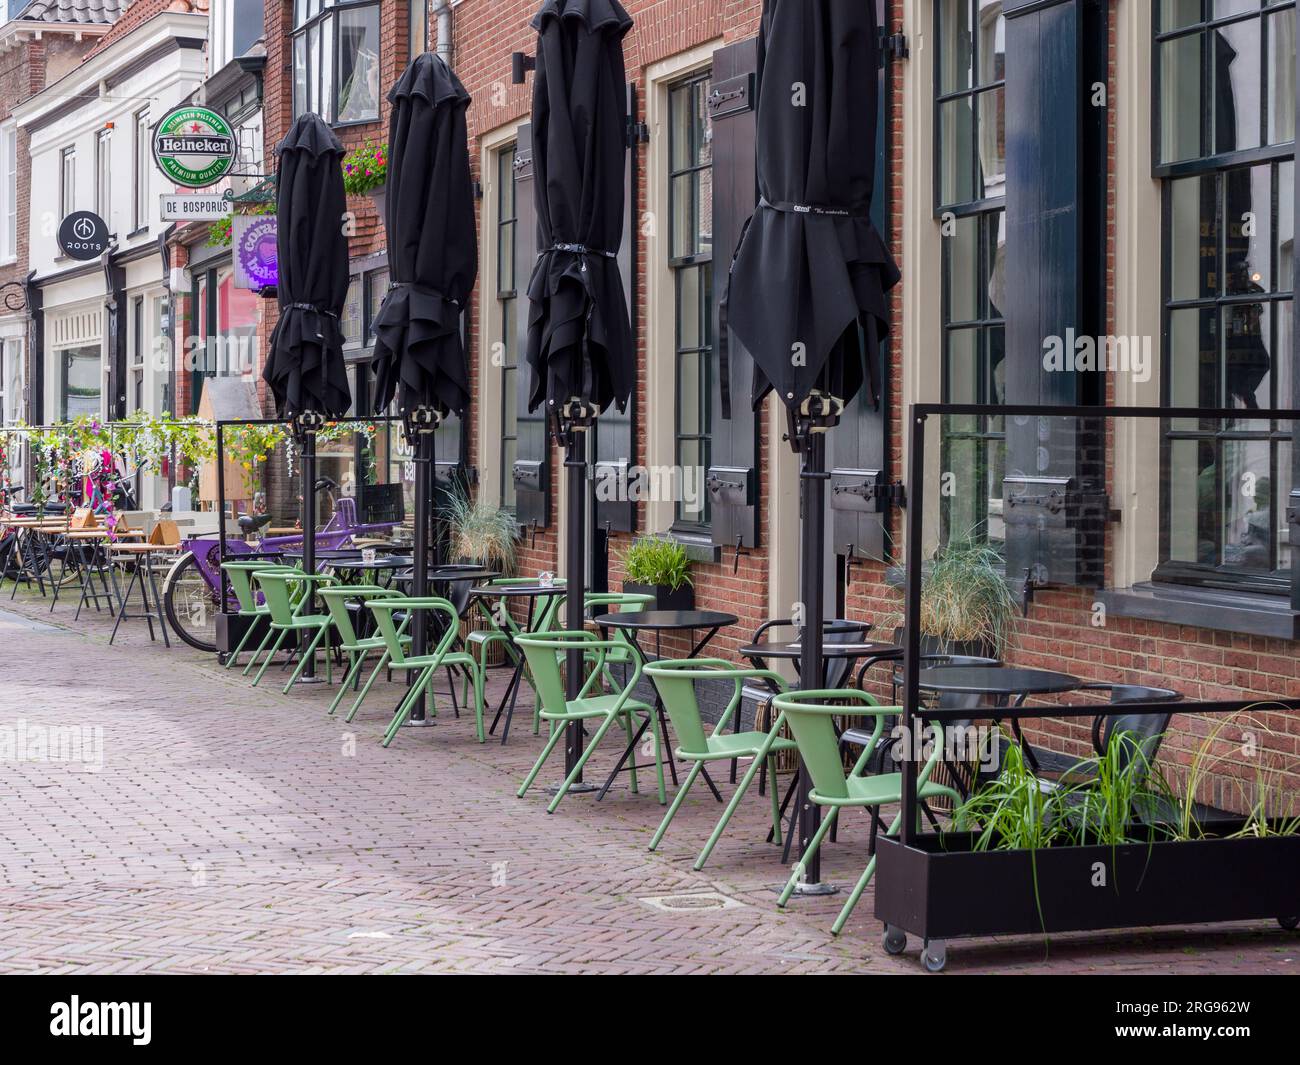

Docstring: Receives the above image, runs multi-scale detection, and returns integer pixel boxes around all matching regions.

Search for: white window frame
[134,110,151,232]
[95,127,112,221]
[0,123,16,263]
[59,145,76,221]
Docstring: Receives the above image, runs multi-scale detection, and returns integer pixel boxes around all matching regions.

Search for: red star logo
[190,122,202,132]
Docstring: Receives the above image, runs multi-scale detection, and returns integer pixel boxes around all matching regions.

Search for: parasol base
[780,880,840,898]
[544,781,599,797]
[403,717,437,728]
[290,675,328,687]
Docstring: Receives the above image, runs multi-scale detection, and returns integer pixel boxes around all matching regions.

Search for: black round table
[592,609,740,801]
[917,665,1081,700]
[740,639,902,663]
[468,582,566,743]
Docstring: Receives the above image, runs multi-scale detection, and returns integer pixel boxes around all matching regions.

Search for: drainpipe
[434,2,453,66]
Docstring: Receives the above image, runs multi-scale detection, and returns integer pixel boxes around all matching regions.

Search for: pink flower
[365,169,373,176]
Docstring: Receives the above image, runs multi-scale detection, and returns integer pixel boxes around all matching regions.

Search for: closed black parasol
[525,0,634,779]
[525,0,634,418]
[369,53,478,726]
[262,112,352,681]
[263,112,352,419]
[723,0,899,887]
[371,53,477,419]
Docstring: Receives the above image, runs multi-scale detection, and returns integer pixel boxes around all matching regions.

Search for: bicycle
[161,477,401,652]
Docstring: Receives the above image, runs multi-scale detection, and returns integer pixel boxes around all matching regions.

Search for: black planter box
[623,580,694,613]
[216,612,268,655]
[874,828,1300,940]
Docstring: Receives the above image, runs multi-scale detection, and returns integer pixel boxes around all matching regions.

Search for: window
[340,260,389,351]
[935,0,1007,544]
[1156,2,1296,593]
[60,346,101,421]
[292,0,381,125]
[188,267,260,413]
[130,295,145,414]
[496,144,519,510]
[59,146,76,221]
[668,73,713,529]
[134,110,150,231]
[1,124,15,261]
[95,128,111,221]
[410,0,427,59]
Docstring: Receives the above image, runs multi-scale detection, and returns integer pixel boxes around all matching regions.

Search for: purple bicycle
[160,477,400,651]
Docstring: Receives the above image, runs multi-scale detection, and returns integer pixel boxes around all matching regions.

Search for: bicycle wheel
[162,552,219,652]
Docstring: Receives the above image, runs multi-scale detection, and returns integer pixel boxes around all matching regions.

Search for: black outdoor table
[591,609,740,802]
[469,582,565,744]
[918,665,1083,781]
[741,639,904,861]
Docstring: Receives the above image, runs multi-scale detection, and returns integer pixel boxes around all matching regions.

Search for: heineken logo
[152,105,237,189]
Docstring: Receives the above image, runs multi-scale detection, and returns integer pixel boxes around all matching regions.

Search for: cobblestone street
[0,594,1296,975]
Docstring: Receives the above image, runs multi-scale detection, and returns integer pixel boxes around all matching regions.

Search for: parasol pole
[793,391,843,894]
[558,399,598,787]
[405,405,440,725]
[294,410,326,681]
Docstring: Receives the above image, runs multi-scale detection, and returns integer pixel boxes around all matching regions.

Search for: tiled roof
[84,0,206,59]
[12,0,127,24]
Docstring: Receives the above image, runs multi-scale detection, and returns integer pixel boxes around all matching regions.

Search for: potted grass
[916,535,1017,658]
[444,491,517,573]
[620,535,694,612]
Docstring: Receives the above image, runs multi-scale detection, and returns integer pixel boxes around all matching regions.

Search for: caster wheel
[882,925,907,956]
[921,940,947,973]
[1279,916,1299,931]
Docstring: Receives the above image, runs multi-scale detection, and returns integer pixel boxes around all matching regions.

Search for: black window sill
[1098,582,1300,641]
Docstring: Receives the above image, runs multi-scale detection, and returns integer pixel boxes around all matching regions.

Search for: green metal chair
[220,561,298,669]
[514,629,657,812]
[644,658,797,868]
[317,585,411,721]
[247,569,337,693]
[772,689,962,936]
[367,596,485,747]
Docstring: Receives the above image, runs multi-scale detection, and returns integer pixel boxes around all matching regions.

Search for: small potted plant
[342,140,389,219]
[444,490,517,574]
[916,534,1016,658]
[620,535,694,612]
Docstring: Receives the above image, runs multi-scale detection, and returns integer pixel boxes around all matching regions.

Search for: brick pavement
[0,591,1296,974]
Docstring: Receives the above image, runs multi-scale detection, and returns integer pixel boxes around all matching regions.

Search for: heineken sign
[152,106,236,189]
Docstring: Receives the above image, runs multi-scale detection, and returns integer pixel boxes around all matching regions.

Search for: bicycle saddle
[238,513,274,533]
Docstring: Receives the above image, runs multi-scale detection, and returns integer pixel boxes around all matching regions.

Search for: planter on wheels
[873,827,1300,971]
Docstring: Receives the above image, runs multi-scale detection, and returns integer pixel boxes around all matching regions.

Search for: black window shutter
[709,37,761,552]
[1292,35,1300,612]
[829,10,896,564]
[432,313,471,498]
[511,124,550,528]
[1002,0,1108,593]
[593,83,639,534]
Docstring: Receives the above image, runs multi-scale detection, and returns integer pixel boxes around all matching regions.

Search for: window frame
[291,0,382,128]
[1153,2,1297,595]
[133,110,150,233]
[95,127,111,222]
[59,146,76,223]
[0,123,15,262]
[496,143,519,512]
[667,71,714,532]
[934,0,1008,545]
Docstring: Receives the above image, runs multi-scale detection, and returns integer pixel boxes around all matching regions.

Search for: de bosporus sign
[57,211,110,261]
[152,105,237,189]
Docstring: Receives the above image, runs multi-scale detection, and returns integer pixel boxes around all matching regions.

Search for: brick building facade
[242,0,1300,809]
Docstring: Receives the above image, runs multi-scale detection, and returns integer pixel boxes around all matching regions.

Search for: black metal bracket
[789,391,845,454]
[627,118,650,145]
[290,409,327,444]
[880,31,909,61]
[511,52,536,84]
[401,404,441,444]
[732,533,746,575]
[1287,490,1300,528]
[829,468,906,514]
[0,280,27,313]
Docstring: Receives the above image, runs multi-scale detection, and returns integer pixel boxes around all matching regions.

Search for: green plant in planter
[620,536,692,591]
[342,140,388,196]
[443,491,517,574]
[918,533,1017,654]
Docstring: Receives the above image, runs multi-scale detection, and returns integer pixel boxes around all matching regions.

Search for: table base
[545,781,598,796]
[784,881,840,897]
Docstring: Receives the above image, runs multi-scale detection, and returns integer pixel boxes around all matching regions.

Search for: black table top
[468,581,564,598]
[593,609,739,632]
[917,665,1081,696]
[740,640,902,661]
[326,556,414,571]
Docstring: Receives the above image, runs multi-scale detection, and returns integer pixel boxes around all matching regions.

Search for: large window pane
[1269,7,1296,144]
[337,7,380,123]
[1160,32,1205,164]
[938,99,976,206]
[60,346,101,421]
[1213,19,1262,154]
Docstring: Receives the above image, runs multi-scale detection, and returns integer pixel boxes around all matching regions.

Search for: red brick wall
[253,0,1299,805]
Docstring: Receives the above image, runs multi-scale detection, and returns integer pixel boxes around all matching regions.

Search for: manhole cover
[639,891,745,913]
